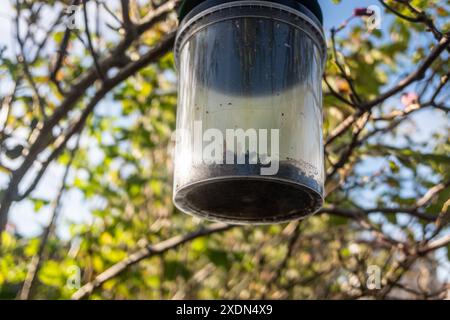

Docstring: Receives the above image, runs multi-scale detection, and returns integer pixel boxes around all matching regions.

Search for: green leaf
[164,260,191,280]
[206,249,230,269]
[32,198,50,212]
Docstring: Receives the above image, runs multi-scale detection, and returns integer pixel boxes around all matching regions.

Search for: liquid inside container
[173,1,327,224]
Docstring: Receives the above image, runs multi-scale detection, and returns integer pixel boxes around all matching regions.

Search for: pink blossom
[401,92,419,107]
[354,8,373,17]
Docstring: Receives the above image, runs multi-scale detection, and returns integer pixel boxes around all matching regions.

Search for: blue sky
[321,0,380,29]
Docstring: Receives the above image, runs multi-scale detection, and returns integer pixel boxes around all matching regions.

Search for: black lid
[179,0,323,25]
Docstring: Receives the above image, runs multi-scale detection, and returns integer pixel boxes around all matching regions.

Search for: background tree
[0,0,449,299]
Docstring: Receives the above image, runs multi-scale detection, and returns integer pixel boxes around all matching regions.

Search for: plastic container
[173,0,327,224]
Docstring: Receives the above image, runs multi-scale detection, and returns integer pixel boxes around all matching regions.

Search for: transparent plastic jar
[173,0,327,223]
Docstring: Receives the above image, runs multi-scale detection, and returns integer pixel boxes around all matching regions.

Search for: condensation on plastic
[173,1,327,224]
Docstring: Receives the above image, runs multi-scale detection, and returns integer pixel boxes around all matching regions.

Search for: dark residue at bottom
[174,161,323,224]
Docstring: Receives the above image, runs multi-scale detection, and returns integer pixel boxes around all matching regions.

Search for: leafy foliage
[0,0,449,300]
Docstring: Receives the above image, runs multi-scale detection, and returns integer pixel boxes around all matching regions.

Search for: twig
[18,135,81,300]
[330,27,362,106]
[50,0,80,95]
[82,0,105,81]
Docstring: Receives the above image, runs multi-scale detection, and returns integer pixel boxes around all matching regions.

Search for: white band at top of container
[175,0,327,67]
